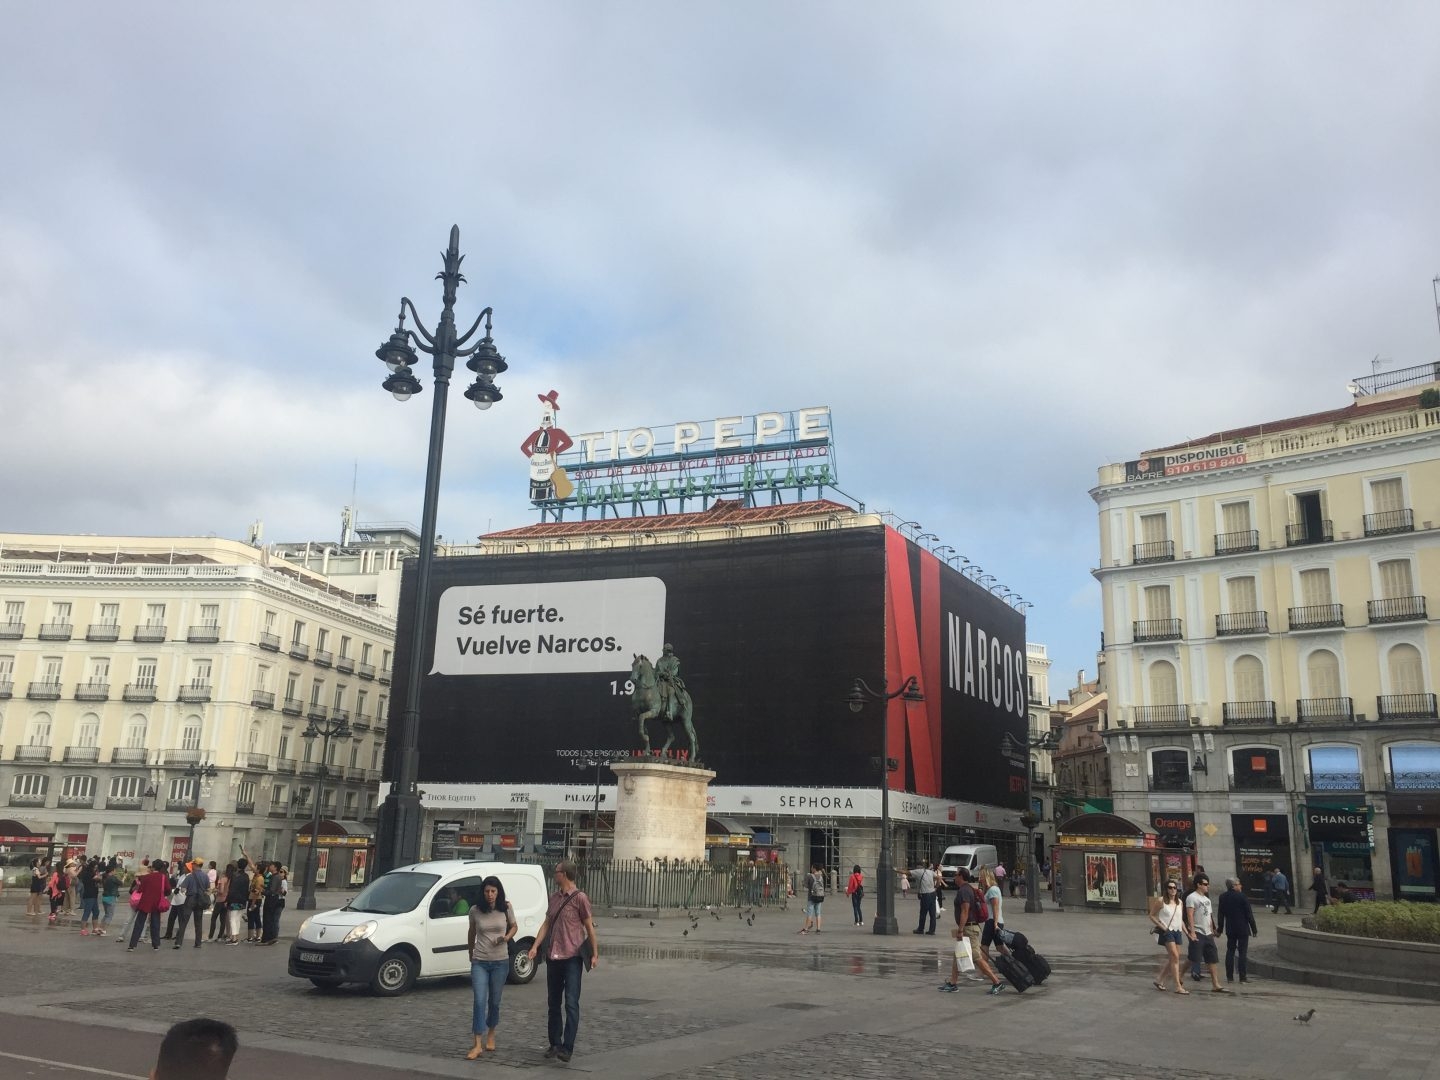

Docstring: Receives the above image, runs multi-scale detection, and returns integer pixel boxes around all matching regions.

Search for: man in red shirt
[527,862,599,1063]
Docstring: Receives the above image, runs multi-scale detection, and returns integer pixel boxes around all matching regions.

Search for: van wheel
[508,940,537,985]
[370,949,417,996]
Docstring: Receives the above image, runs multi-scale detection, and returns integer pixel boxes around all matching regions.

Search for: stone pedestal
[610,761,716,862]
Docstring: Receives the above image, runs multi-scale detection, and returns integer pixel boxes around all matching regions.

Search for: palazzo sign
[522,398,838,513]
[1124,442,1247,483]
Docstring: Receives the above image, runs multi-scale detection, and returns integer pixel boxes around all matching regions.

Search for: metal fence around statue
[521,857,790,910]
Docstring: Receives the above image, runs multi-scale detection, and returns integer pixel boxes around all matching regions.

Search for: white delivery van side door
[423,874,485,977]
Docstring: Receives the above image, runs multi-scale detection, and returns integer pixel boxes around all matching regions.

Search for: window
[98,602,119,625]
[372,744,382,770]
[0,654,12,680]
[5,601,24,623]
[62,775,96,799]
[26,713,52,746]
[236,780,256,806]
[12,774,48,797]
[285,673,299,700]
[292,620,306,646]
[349,743,359,767]
[110,775,145,800]
[310,680,324,706]
[1388,744,1440,788]
[42,656,62,682]
[51,601,73,621]
[248,723,262,753]
[135,658,157,688]
[1150,749,1189,788]
[76,714,100,747]
[1143,585,1173,621]
[1309,745,1362,789]
[1388,644,1425,695]
[316,628,329,652]
[264,610,277,632]
[333,685,346,709]
[255,664,270,691]
[356,689,368,717]
[1299,568,1333,607]
[1306,649,1342,699]
[345,791,359,815]
[1233,655,1266,702]
[273,783,289,805]
[88,657,110,681]
[180,718,202,751]
[1227,576,1258,613]
[1231,746,1282,787]
[378,695,388,718]
[278,729,292,759]
[1294,491,1325,532]
[1148,661,1178,706]
[190,659,212,686]
[302,739,313,763]
[326,740,338,765]
[169,777,196,804]
[123,716,148,748]
[1378,559,1415,600]
[1370,477,1405,514]
[144,603,166,626]
[340,635,352,659]
[1221,501,1252,534]
[361,643,373,664]
[199,603,219,627]
[381,649,392,671]
[1139,513,1168,544]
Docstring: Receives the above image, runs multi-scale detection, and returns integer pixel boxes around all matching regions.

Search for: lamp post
[583,756,614,866]
[1005,729,1061,913]
[182,762,218,861]
[372,226,509,874]
[297,715,354,911]
[847,675,924,935]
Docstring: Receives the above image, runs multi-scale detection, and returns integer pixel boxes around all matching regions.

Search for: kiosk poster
[1084,852,1119,904]
[315,849,329,886]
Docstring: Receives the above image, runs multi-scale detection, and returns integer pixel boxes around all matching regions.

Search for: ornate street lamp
[182,762,218,860]
[847,675,924,935]
[373,226,509,874]
[296,715,353,911]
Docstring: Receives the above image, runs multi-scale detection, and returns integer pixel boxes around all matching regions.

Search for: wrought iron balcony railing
[161,748,202,766]
[38,621,74,640]
[1133,540,1175,565]
[288,642,310,660]
[282,697,303,716]
[1367,596,1427,625]
[110,747,149,765]
[187,623,221,643]
[1133,619,1183,642]
[1288,603,1344,630]
[1387,771,1440,791]
[1214,529,1260,556]
[313,649,333,667]
[336,655,355,674]
[74,680,110,701]
[1297,697,1355,724]
[1132,704,1190,727]
[357,662,376,679]
[177,683,212,704]
[86,622,121,641]
[123,683,158,703]
[14,745,53,762]
[1222,700,1276,725]
[1230,773,1286,792]
[27,680,62,700]
[1148,774,1192,792]
[1216,611,1268,637]
[1286,520,1334,546]
[1306,770,1364,791]
[0,620,24,639]
[62,746,100,763]
[251,690,275,709]
[133,623,168,642]
[258,631,281,651]
[1364,508,1413,537]
[1377,693,1438,721]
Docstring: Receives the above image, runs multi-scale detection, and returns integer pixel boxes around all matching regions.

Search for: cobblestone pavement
[3,900,1439,1079]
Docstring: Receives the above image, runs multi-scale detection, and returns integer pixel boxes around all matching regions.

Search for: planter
[1277,924,1440,983]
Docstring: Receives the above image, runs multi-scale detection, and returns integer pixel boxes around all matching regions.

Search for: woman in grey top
[466,876,517,1060]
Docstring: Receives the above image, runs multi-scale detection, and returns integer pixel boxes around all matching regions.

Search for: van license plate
[300,951,326,963]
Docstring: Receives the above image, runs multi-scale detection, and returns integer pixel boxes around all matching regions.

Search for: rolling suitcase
[994,952,1035,993]
[1018,949,1051,984]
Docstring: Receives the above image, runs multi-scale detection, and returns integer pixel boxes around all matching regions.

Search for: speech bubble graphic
[431,577,666,676]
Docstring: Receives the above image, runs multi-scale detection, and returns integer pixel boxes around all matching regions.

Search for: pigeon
[1294,1009,1316,1023]
[649,921,655,927]
[682,929,689,937]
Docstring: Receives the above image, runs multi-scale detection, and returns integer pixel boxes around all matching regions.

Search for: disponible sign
[1125,443,1247,482]
[433,578,666,675]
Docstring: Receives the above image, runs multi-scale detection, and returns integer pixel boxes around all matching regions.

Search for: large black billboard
[387,524,1027,808]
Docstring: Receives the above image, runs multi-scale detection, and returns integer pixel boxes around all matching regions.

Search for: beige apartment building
[1092,363,1440,902]
[0,534,395,880]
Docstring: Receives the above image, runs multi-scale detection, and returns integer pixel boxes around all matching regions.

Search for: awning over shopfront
[1058,812,1156,849]
[710,817,755,835]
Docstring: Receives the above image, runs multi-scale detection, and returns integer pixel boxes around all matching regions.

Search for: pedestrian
[933,863,945,914]
[1216,877,1258,984]
[46,862,67,922]
[526,861,599,1064]
[1268,867,1292,914]
[1183,873,1229,993]
[172,859,210,948]
[465,875,517,1059]
[208,865,229,941]
[247,859,266,942]
[1150,880,1188,994]
[978,866,1005,961]
[845,864,865,927]
[77,858,102,936]
[129,858,169,951]
[162,865,186,940]
[224,861,249,944]
[942,868,1003,995]
[99,860,122,937]
[150,1018,237,1080]
[63,859,79,916]
[899,867,909,901]
[799,862,825,933]
[261,861,285,944]
[26,859,47,917]
[117,860,149,943]
[1310,866,1329,913]
[994,861,1008,898]
[910,863,937,935]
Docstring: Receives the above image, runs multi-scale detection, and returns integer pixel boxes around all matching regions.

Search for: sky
[3,3,1439,691]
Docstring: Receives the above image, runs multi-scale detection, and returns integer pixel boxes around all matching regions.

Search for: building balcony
[1132,540,1175,565]
[336,656,355,674]
[299,761,324,778]
[1364,508,1414,537]
[0,620,24,640]
[1148,774,1192,793]
[161,748,202,766]
[86,622,121,642]
[268,802,291,818]
[62,746,101,764]
[27,680,62,701]
[110,747,149,765]
[14,745,52,762]
[361,810,379,825]
[1297,697,1355,725]
[378,668,392,685]
[57,794,95,809]
[187,623,220,644]
[1216,611,1269,637]
[0,680,11,699]
[1288,603,1345,631]
[1367,596,1427,625]
[38,621,73,641]
[251,689,275,710]
[235,800,256,816]
[1306,770,1364,792]
[106,796,143,810]
[9,793,47,807]
[373,720,387,735]
[275,757,297,775]
[288,642,310,660]
[313,649,333,668]
[282,697,303,716]
[351,715,370,732]
[74,680,110,701]
[258,631,281,651]
[357,662,376,680]
[1387,771,1440,792]
[1377,693,1438,721]
[306,704,329,723]
[1286,520,1334,547]
[1132,704,1190,727]
[165,797,192,812]
[1222,700,1277,725]
[242,752,271,770]
[177,683,212,704]
[1214,529,1260,556]
[1230,773,1286,792]
[133,623,168,643]
[1031,770,1053,787]
[331,708,350,725]
[1133,619,1183,643]
[123,683,158,703]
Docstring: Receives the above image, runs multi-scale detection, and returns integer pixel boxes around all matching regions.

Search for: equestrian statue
[630,644,699,761]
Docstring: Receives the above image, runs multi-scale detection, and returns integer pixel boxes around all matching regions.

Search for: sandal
[1153,981,1166,992]
[1174,988,1190,995]
[1212,987,1232,993]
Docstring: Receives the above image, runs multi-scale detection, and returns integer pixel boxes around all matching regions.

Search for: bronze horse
[630,653,698,760]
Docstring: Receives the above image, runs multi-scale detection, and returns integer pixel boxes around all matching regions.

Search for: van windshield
[346,872,440,915]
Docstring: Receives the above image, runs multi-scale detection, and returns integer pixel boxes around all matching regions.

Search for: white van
[288,860,549,996]
[939,844,999,888]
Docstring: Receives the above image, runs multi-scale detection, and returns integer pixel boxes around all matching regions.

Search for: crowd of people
[21,851,290,950]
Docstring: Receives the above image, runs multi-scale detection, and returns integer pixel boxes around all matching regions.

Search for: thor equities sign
[1125,443,1247,482]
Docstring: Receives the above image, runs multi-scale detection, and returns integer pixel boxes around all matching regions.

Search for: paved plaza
[1,894,1437,1079]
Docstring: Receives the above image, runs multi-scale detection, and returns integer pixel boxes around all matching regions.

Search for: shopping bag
[953,936,975,972]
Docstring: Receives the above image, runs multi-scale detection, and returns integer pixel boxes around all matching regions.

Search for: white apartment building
[0,534,395,879]
[1091,363,1440,902]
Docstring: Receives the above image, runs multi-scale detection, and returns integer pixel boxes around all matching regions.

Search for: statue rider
[655,643,685,721]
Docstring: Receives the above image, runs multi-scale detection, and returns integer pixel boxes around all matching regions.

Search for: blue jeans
[916,893,936,933]
[470,960,508,1034]
[850,893,863,923]
[80,897,101,924]
[545,956,584,1053]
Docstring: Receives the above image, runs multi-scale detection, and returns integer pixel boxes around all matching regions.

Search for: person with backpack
[940,868,1003,995]
[798,862,825,934]
[845,865,865,927]
[172,860,211,948]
